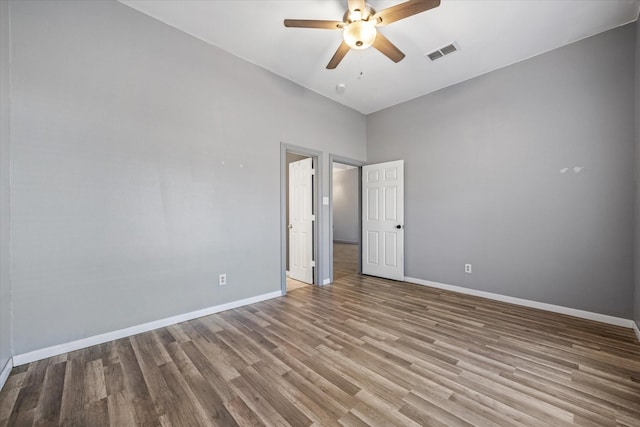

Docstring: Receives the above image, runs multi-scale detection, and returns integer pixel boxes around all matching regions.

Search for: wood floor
[286,277,309,292]
[333,242,359,281]
[1,256,640,425]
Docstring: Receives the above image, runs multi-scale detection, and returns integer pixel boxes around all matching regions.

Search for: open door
[289,158,314,284]
[362,160,404,281]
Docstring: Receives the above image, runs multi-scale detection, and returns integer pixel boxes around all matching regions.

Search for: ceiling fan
[284,0,441,69]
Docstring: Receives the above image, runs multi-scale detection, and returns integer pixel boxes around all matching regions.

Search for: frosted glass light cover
[343,21,376,49]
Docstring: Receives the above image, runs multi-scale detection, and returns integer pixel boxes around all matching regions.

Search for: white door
[289,158,314,284]
[362,160,404,281]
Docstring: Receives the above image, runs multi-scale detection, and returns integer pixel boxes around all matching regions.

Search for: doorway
[281,144,322,295]
[329,155,364,283]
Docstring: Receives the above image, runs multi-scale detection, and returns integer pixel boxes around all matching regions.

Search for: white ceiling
[120,0,640,115]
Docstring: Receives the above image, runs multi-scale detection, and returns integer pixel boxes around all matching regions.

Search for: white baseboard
[0,357,13,393]
[322,278,331,285]
[13,290,283,367]
[405,277,634,329]
[633,321,640,343]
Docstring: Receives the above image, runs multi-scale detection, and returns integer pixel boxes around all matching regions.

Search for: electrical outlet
[465,264,472,274]
[219,273,227,286]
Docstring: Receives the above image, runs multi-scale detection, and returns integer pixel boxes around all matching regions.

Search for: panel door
[362,160,404,281]
[289,158,313,284]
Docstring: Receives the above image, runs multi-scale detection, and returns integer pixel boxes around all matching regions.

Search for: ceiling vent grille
[427,51,443,61]
[425,43,459,61]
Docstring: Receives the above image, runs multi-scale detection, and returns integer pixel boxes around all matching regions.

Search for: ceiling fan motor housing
[342,3,376,23]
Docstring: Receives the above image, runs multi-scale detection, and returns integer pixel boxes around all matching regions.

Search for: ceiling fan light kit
[343,20,377,49]
[284,0,441,69]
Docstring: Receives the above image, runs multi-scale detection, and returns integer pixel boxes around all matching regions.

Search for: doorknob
[396,225,403,229]
[288,224,293,229]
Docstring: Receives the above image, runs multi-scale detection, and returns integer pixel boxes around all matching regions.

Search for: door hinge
[311,169,315,175]
[310,215,315,221]
[310,260,316,267]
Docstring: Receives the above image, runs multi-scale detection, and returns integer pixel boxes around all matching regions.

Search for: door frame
[329,154,365,284]
[281,143,323,295]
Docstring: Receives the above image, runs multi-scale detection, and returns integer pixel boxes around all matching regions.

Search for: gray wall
[9,0,366,355]
[333,168,359,244]
[1,0,12,373]
[635,17,640,331]
[368,23,636,319]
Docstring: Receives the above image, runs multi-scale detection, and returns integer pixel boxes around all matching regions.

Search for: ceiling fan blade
[373,0,440,26]
[327,41,351,69]
[284,19,344,29]
[372,32,405,63]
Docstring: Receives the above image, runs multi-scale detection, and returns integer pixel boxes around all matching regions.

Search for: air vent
[440,44,457,55]
[425,42,460,61]
[427,51,443,61]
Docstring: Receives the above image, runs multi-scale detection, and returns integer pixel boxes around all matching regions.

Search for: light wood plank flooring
[286,277,309,292]
[334,242,359,281]
[1,270,639,425]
